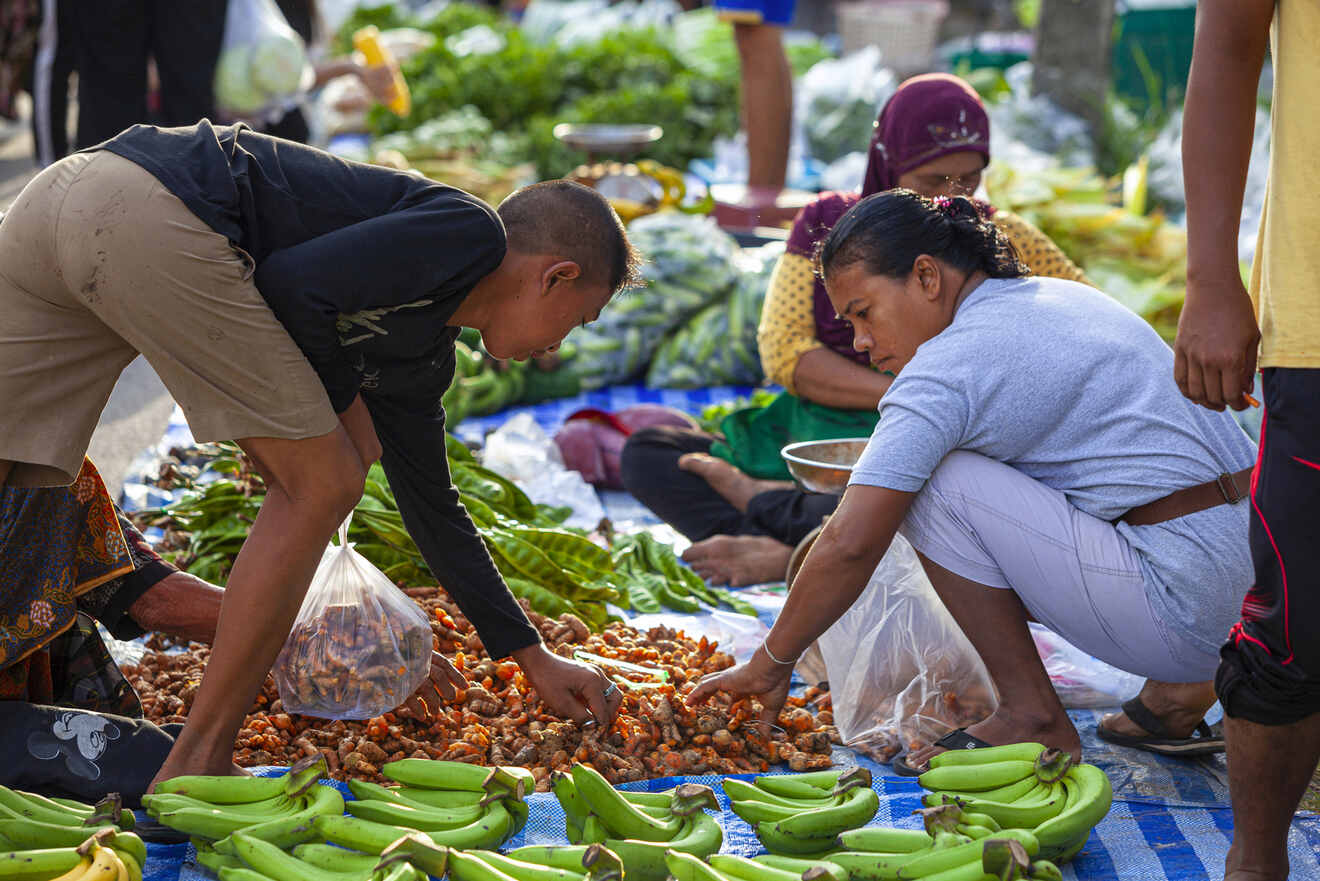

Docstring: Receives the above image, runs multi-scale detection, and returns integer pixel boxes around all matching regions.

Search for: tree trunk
[1031,0,1116,138]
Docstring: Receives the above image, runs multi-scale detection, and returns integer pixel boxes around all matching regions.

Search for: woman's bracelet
[762,639,799,666]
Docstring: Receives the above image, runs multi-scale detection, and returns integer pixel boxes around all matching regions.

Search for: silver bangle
[762,640,799,666]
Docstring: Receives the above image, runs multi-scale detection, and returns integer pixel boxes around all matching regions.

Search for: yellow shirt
[756,211,1090,392]
[1251,1,1320,367]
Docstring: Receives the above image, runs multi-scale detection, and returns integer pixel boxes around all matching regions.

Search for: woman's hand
[396,651,470,720]
[356,62,399,105]
[686,646,794,732]
[338,394,382,470]
[512,643,624,729]
[1174,276,1260,411]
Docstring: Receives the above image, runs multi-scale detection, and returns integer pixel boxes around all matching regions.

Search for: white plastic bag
[796,47,898,164]
[1030,624,1144,709]
[817,535,997,763]
[273,516,432,720]
[214,0,312,121]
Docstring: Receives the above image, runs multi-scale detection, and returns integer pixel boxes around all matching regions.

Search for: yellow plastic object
[352,25,411,117]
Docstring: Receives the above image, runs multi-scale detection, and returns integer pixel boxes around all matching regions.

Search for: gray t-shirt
[849,276,1255,655]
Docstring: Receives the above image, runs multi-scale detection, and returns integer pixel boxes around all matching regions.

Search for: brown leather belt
[1118,467,1254,527]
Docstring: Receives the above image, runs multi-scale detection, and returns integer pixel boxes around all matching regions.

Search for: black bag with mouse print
[0,702,181,807]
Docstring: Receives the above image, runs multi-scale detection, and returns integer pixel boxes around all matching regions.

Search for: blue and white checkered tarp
[142,744,1320,881]
[119,384,1317,880]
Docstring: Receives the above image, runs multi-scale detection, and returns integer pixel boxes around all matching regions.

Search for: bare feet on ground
[678,453,794,512]
[904,705,1083,772]
[682,535,793,586]
[1098,679,1217,739]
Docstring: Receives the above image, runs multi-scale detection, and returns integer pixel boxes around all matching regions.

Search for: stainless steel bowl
[781,438,870,495]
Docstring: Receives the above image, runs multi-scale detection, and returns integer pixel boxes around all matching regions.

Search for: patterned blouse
[757,210,1092,393]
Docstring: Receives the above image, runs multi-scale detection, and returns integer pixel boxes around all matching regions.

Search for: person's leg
[679,487,839,586]
[1213,368,1320,880]
[910,553,1081,765]
[731,21,792,193]
[676,453,794,512]
[899,451,1222,768]
[621,427,767,540]
[150,0,225,127]
[149,427,366,784]
[72,0,148,148]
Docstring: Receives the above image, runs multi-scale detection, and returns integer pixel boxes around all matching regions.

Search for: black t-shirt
[98,121,538,659]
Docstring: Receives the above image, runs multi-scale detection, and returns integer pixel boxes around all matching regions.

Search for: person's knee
[249,433,367,526]
[620,427,683,493]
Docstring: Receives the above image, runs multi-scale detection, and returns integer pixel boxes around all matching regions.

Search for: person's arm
[757,252,825,393]
[994,212,1093,287]
[1174,0,1274,411]
[364,374,621,727]
[792,349,894,410]
[254,187,503,413]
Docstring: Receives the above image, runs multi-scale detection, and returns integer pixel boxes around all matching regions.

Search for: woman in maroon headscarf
[622,74,1090,586]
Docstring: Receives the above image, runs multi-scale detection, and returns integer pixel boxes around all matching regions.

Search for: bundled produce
[549,764,723,881]
[646,243,780,389]
[722,768,878,856]
[0,827,146,881]
[124,589,838,784]
[0,789,144,881]
[203,831,430,881]
[455,843,623,881]
[141,755,344,845]
[985,160,1188,344]
[555,213,741,390]
[214,0,309,117]
[610,531,756,617]
[145,435,744,630]
[833,820,1063,881]
[441,340,531,428]
[919,743,1113,863]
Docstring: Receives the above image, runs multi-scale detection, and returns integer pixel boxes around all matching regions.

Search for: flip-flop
[1096,696,1225,757]
[891,728,995,777]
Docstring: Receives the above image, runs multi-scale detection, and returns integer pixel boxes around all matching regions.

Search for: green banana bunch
[0,829,141,881]
[720,768,877,856]
[917,745,1112,864]
[545,766,724,881]
[0,789,132,832]
[144,755,344,844]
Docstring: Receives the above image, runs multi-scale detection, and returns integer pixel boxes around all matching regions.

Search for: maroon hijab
[785,74,992,365]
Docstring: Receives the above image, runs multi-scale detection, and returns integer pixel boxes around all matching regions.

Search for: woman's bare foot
[1099,679,1217,739]
[678,453,794,512]
[682,535,793,586]
[905,704,1082,772]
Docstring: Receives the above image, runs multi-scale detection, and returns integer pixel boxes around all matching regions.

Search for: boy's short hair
[498,180,644,295]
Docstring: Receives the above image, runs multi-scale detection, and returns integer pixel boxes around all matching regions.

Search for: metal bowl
[553,123,663,156]
[781,438,871,495]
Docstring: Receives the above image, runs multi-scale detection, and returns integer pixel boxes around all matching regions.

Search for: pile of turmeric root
[124,586,839,788]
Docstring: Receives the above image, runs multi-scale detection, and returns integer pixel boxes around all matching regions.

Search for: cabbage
[251,30,307,96]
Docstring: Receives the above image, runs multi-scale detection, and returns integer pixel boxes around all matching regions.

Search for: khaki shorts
[0,150,338,487]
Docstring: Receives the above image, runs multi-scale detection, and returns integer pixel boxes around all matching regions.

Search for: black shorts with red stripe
[1216,367,1320,725]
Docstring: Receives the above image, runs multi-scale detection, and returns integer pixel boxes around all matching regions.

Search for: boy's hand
[1174,276,1260,411]
[338,394,382,469]
[511,643,624,729]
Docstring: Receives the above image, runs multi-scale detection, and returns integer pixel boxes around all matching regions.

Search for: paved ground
[2,122,175,499]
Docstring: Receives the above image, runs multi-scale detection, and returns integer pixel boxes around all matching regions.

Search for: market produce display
[0,828,146,881]
[723,768,878,856]
[123,588,838,784]
[549,766,723,881]
[0,789,144,881]
[919,743,1113,864]
[142,436,746,628]
[646,243,781,389]
[554,213,742,391]
[141,756,344,845]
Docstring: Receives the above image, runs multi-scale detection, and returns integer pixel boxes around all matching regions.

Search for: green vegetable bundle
[556,213,742,390]
[149,436,755,632]
[441,340,528,426]
[646,243,780,388]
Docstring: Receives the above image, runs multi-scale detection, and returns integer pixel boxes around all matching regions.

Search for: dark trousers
[73,0,227,149]
[620,425,838,545]
[29,0,77,165]
[1216,368,1320,725]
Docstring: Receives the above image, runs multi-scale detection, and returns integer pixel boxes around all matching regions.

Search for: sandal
[1096,696,1225,757]
[891,728,995,777]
